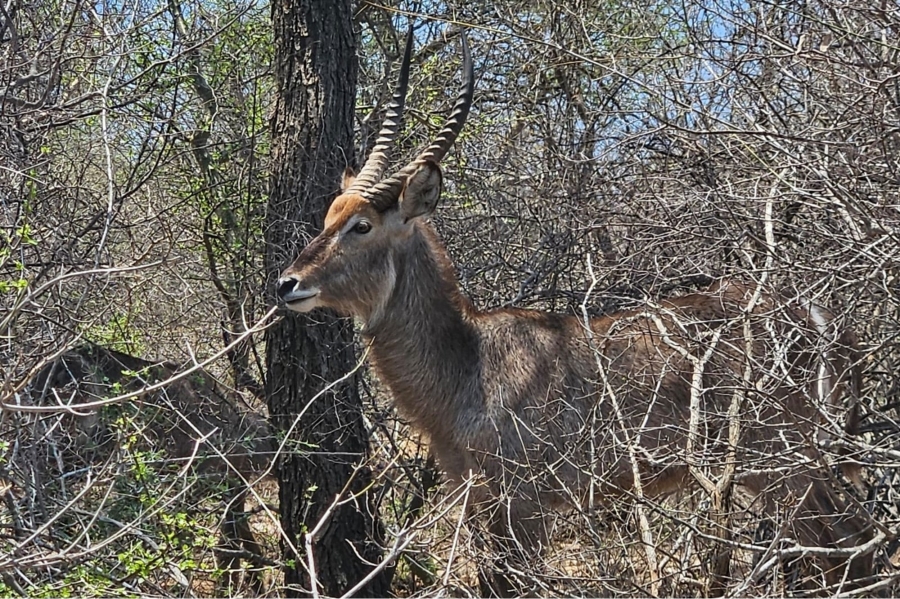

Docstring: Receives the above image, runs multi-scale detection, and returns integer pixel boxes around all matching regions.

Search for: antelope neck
[362,224,483,437]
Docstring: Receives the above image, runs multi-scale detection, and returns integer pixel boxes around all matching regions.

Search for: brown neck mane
[362,223,484,437]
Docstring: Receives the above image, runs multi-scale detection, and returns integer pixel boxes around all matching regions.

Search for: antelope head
[276,30,474,321]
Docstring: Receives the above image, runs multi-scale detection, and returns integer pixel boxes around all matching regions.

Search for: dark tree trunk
[265,1,388,596]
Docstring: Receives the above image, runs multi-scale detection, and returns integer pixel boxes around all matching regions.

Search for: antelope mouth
[282,289,320,312]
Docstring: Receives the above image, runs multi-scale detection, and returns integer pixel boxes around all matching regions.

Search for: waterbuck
[29,344,275,593]
[276,30,874,595]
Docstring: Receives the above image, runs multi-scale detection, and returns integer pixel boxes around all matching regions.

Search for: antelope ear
[341,167,357,192]
[399,161,443,221]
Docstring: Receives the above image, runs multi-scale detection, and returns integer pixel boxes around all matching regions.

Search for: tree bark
[265,0,387,596]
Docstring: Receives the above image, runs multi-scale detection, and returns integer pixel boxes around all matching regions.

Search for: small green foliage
[14,224,37,246]
[121,366,152,380]
[82,313,145,355]
[117,541,160,580]
[159,511,218,571]
[304,483,319,499]
[0,278,27,293]
[17,563,138,598]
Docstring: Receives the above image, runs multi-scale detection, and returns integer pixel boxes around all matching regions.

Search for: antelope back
[30,344,274,478]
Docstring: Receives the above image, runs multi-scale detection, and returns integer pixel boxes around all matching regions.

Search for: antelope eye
[353,220,372,234]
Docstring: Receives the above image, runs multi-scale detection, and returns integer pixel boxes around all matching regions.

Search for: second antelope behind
[277,28,875,596]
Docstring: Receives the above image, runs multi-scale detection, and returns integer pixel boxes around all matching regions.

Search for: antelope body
[277,30,873,594]
[30,345,274,593]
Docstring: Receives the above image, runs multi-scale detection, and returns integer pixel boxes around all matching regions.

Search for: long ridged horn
[345,26,415,195]
[364,31,474,209]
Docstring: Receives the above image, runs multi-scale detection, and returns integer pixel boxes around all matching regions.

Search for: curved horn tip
[461,31,471,70]
[403,23,414,64]
[344,23,416,196]
[460,31,474,100]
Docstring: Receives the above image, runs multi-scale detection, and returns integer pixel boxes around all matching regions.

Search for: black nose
[276,277,297,299]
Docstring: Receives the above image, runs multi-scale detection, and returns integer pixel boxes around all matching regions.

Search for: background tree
[264,0,388,595]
